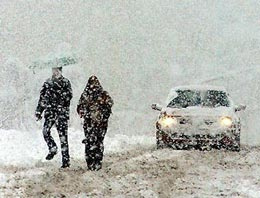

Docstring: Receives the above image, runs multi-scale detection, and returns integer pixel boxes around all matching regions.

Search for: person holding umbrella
[35,66,73,168]
[77,76,113,171]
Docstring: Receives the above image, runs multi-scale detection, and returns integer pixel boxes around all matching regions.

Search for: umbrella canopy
[28,42,80,70]
[29,56,79,70]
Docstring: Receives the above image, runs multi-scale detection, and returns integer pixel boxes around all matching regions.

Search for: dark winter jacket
[77,76,113,123]
[36,76,73,120]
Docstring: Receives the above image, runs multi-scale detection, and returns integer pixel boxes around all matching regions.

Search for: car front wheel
[156,130,170,149]
[228,133,241,152]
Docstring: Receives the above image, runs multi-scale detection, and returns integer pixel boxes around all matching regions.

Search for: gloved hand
[79,110,84,118]
[35,112,42,121]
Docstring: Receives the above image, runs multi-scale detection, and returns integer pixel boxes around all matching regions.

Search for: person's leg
[93,136,104,171]
[85,144,95,170]
[56,118,70,168]
[43,118,57,160]
[83,119,96,170]
[85,132,98,170]
[92,122,108,171]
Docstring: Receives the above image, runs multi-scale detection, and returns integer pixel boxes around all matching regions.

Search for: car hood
[163,106,235,118]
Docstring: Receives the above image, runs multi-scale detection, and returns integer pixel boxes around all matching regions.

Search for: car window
[167,90,201,108]
[202,90,230,107]
[167,89,230,108]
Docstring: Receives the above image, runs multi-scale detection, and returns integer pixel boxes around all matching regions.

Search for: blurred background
[0,0,259,145]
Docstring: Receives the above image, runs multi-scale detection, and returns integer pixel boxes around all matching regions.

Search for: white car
[151,85,246,151]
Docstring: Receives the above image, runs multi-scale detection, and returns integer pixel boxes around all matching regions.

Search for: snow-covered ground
[0,129,259,197]
[1,1,260,197]
[1,0,260,146]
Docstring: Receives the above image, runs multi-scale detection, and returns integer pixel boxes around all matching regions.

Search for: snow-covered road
[0,129,259,197]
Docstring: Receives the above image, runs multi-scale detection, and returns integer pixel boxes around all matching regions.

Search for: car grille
[177,117,216,126]
[204,119,214,126]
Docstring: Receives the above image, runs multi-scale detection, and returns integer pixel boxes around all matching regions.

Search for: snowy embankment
[0,129,154,167]
[0,129,259,197]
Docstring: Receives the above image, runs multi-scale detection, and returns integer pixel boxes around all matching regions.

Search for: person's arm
[65,80,73,105]
[102,91,113,118]
[35,82,47,120]
[105,91,114,108]
[76,94,83,114]
[77,92,87,118]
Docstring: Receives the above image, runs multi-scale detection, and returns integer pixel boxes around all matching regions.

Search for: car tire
[156,139,166,149]
[156,130,168,149]
[229,123,241,152]
[229,133,241,152]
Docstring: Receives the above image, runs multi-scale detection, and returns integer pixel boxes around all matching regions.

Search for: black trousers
[84,119,108,170]
[43,116,70,163]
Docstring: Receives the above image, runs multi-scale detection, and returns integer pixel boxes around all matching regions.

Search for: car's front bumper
[157,130,240,151]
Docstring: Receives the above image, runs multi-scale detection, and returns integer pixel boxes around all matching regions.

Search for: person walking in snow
[35,67,73,168]
[77,76,113,171]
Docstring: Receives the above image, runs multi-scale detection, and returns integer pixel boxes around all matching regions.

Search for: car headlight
[159,116,178,128]
[220,116,233,127]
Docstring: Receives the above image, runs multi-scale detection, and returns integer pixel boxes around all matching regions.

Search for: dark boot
[45,150,57,160]
[61,160,70,169]
[86,156,94,170]
[82,139,88,144]
[93,161,102,171]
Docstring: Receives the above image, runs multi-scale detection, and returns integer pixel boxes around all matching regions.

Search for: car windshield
[167,90,230,108]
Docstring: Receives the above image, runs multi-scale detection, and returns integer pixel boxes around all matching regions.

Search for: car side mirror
[235,104,246,112]
[151,103,162,111]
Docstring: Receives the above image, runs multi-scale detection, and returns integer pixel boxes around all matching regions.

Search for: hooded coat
[77,76,113,170]
[77,76,113,124]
